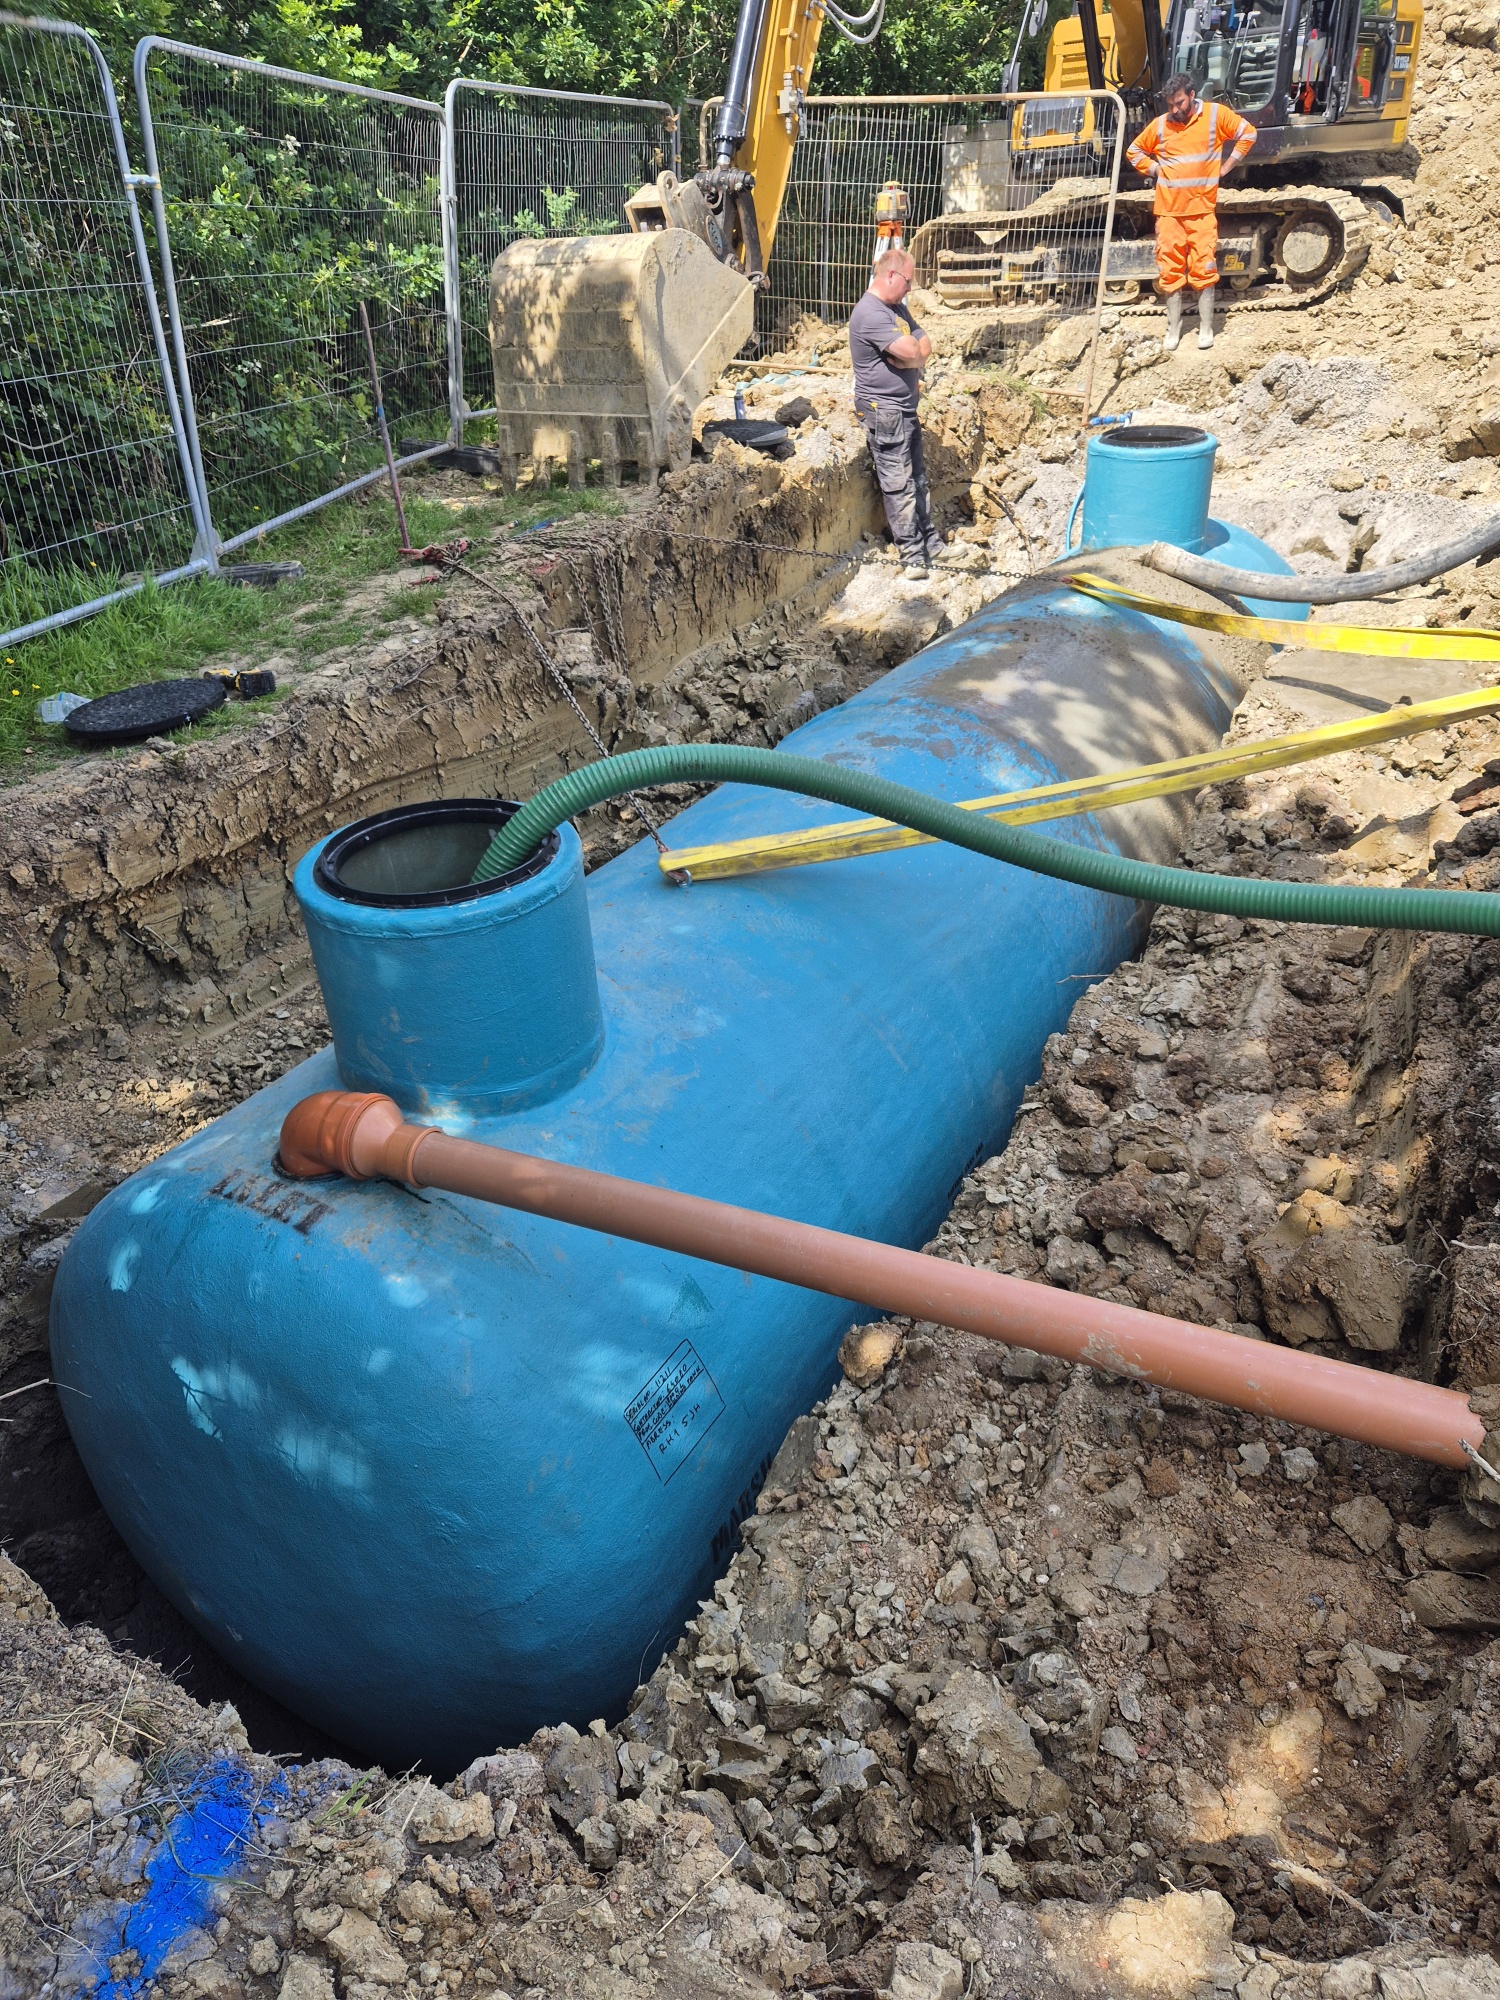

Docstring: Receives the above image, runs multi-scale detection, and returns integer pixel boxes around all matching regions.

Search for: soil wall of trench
[0,427,982,1065]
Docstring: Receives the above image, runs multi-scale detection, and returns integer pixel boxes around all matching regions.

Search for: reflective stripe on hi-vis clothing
[1127,99,1257,216]
[1156,211,1219,291]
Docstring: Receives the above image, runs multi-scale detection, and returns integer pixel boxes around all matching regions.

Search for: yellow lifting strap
[1065,571,1500,661]
[657,593,1500,881]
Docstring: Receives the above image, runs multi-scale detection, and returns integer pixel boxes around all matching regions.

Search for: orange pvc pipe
[280,1090,1484,1470]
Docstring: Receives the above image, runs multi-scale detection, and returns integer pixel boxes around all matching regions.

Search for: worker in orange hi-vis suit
[1126,72,1258,354]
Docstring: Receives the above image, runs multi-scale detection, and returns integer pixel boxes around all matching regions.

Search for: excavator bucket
[487,229,755,488]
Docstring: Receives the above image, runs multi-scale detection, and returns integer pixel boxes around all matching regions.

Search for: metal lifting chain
[586,544,630,674]
[434,521,855,868]
[441,556,672,856]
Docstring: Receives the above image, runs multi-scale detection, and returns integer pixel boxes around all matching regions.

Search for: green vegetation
[141,51,452,545]
[509,186,621,239]
[1,479,619,771]
[25,0,1023,122]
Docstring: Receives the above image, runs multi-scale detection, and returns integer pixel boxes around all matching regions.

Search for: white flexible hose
[1144,513,1500,603]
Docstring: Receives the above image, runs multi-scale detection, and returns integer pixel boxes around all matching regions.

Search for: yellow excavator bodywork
[1074,0,1160,94]
[909,0,1426,315]
[1034,0,1421,158]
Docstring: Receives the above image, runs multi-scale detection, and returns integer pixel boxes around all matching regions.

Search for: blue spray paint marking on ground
[87,1760,288,1998]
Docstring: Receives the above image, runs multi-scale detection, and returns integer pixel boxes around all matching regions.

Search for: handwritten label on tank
[625,1341,724,1483]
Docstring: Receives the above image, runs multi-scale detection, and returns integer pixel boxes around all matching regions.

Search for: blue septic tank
[51,552,1291,1772]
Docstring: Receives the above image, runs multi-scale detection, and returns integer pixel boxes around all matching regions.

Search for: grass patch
[2,480,622,774]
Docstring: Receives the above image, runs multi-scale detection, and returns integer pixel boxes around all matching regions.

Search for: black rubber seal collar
[312,799,561,908]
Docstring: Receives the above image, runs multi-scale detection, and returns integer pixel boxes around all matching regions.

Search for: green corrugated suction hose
[471,745,1500,936]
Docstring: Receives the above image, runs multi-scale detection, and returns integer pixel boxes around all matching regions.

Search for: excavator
[911,0,1422,309]
[487,0,1420,483]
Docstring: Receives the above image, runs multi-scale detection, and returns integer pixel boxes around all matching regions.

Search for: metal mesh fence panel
[135,40,450,554]
[0,14,208,647]
[757,92,1125,373]
[444,81,677,431]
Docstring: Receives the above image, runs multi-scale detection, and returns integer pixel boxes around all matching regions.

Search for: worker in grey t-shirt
[848,249,941,578]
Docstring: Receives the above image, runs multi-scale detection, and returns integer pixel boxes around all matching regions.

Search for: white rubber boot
[1197,285,1216,350]
[1163,289,1184,353]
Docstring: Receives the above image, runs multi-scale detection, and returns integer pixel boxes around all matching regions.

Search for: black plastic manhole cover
[64,677,225,747]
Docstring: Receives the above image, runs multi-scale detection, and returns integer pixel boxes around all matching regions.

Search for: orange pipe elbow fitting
[280,1090,1486,1471]
[279,1089,439,1185]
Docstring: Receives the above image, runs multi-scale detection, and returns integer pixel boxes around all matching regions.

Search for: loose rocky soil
[14,6,1500,1988]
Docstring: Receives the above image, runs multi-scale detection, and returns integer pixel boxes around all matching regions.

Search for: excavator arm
[1106,0,1169,94]
[707,0,832,272]
[1064,0,1168,96]
[625,0,839,278]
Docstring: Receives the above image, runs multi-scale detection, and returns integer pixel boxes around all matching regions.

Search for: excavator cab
[1173,0,1289,111]
[1027,0,1421,156]
[1171,0,1402,122]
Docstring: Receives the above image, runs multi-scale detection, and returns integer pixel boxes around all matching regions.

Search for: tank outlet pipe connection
[280,1089,1485,1471]
[467,743,1500,939]
[1143,511,1500,605]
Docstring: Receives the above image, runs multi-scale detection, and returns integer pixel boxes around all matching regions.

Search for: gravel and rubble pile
[13,688,1500,1993]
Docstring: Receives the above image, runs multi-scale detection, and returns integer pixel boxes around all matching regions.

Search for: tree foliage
[15,0,1026,108]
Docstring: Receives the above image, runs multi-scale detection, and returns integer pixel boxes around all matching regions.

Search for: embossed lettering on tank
[206,1168,332,1237]
[625,1339,725,1483]
[710,1449,777,1565]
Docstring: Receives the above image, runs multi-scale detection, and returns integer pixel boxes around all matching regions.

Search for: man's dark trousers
[861,406,937,565]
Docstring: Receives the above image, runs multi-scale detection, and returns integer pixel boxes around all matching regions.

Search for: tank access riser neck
[293,803,604,1122]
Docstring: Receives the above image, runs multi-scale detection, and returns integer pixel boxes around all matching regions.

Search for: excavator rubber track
[911,181,1373,316]
[1115,183,1373,313]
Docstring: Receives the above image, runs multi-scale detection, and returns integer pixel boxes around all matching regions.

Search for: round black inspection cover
[64,677,225,748]
[1096,424,1210,450]
[702,417,792,454]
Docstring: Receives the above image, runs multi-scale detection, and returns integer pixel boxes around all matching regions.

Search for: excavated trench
[0,401,1005,1761]
[18,288,1500,1990]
